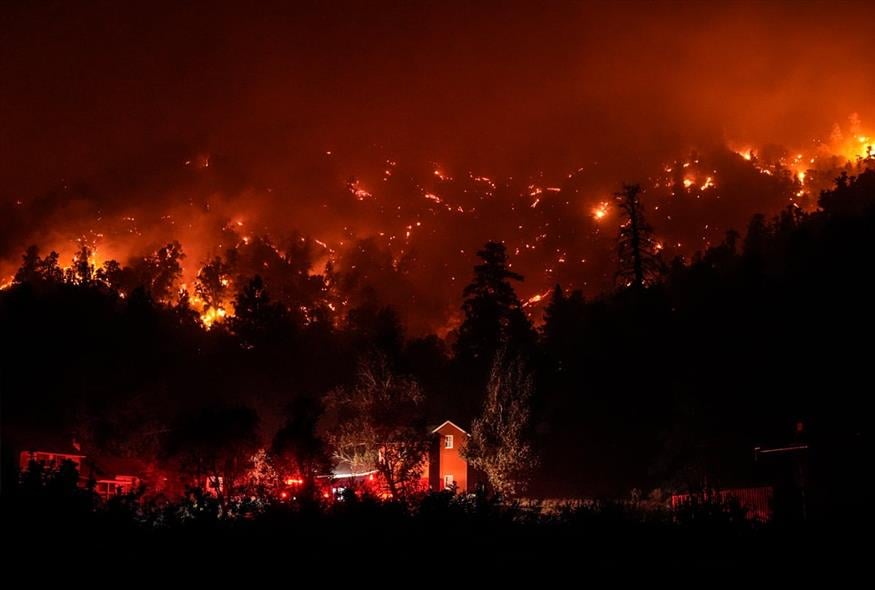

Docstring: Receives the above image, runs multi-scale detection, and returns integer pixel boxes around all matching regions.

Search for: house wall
[19,451,84,473]
[433,423,469,492]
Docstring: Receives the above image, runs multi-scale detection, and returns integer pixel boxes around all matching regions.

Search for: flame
[433,168,452,181]
[347,179,372,200]
[592,201,610,221]
[724,115,873,215]
[522,288,552,308]
[199,306,227,329]
[6,112,872,338]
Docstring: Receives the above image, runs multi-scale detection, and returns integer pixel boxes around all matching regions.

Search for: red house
[17,434,86,479]
[17,438,142,499]
[19,448,85,475]
[428,420,474,493]
[320,420,476,497]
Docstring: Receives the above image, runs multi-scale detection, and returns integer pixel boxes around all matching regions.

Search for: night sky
[2,0,873,332]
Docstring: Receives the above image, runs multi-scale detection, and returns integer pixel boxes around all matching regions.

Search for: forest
[3,171,872,513]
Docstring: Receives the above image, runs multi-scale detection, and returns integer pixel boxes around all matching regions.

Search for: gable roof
[430,420,469,435]
[14,432,85,457]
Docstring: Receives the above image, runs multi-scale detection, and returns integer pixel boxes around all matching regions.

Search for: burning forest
[1,0,873,574]
[2,114,872,334]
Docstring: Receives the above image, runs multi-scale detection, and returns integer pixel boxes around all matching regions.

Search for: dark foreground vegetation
[2,469,866,573]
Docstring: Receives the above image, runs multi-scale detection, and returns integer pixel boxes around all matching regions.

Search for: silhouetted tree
[615,183,663,289]
[541,284,586,374]
[225,234,327,326]
[346,301,404,360]
[195,256,231,312]
[743,213,769,259]
[164,405,260,504]
[228,275,289,347]
[272,397,334,491]
[455,242,535,367]
[95,259,124,288]
[144,241,185,302]
[173,288,200,327]
[819,170,875,216]
[13,245,42,284]
[13,245,64,284]
[66,245,95,285]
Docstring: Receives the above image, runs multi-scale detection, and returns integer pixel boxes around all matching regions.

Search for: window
[444,475,454,489]
[444,434,454,449]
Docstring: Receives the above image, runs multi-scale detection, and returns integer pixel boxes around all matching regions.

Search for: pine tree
[615,184,663,289]
[455,242,534,366]
[229,275,288,347]
[65,245,95,285]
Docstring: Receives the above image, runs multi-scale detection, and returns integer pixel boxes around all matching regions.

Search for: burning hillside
[2,116,872,333]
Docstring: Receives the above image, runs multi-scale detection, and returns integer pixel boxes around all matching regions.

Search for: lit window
[444,475,454,489]
[444,435,454,449]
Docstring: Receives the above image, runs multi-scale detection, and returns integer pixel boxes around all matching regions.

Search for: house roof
[430,420,469,435]
[14,432,85,457]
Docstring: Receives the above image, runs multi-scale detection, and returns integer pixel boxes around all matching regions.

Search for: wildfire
[433,168,452,181]
[522,288,552,308]
[347,178,372,200]
[728,113,873,210]
[199,306,227,329]
[5,112,872,338]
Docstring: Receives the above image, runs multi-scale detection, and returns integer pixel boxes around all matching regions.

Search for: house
[320,420,476,497]
[94,475,140,499]
[428,420,474,493]
[89,455,144,499]
[18,435,86,480]
[19,448,85,475]
[17,436,142,499]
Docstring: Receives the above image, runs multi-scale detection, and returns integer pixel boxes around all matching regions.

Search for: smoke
[2,1,873,332]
